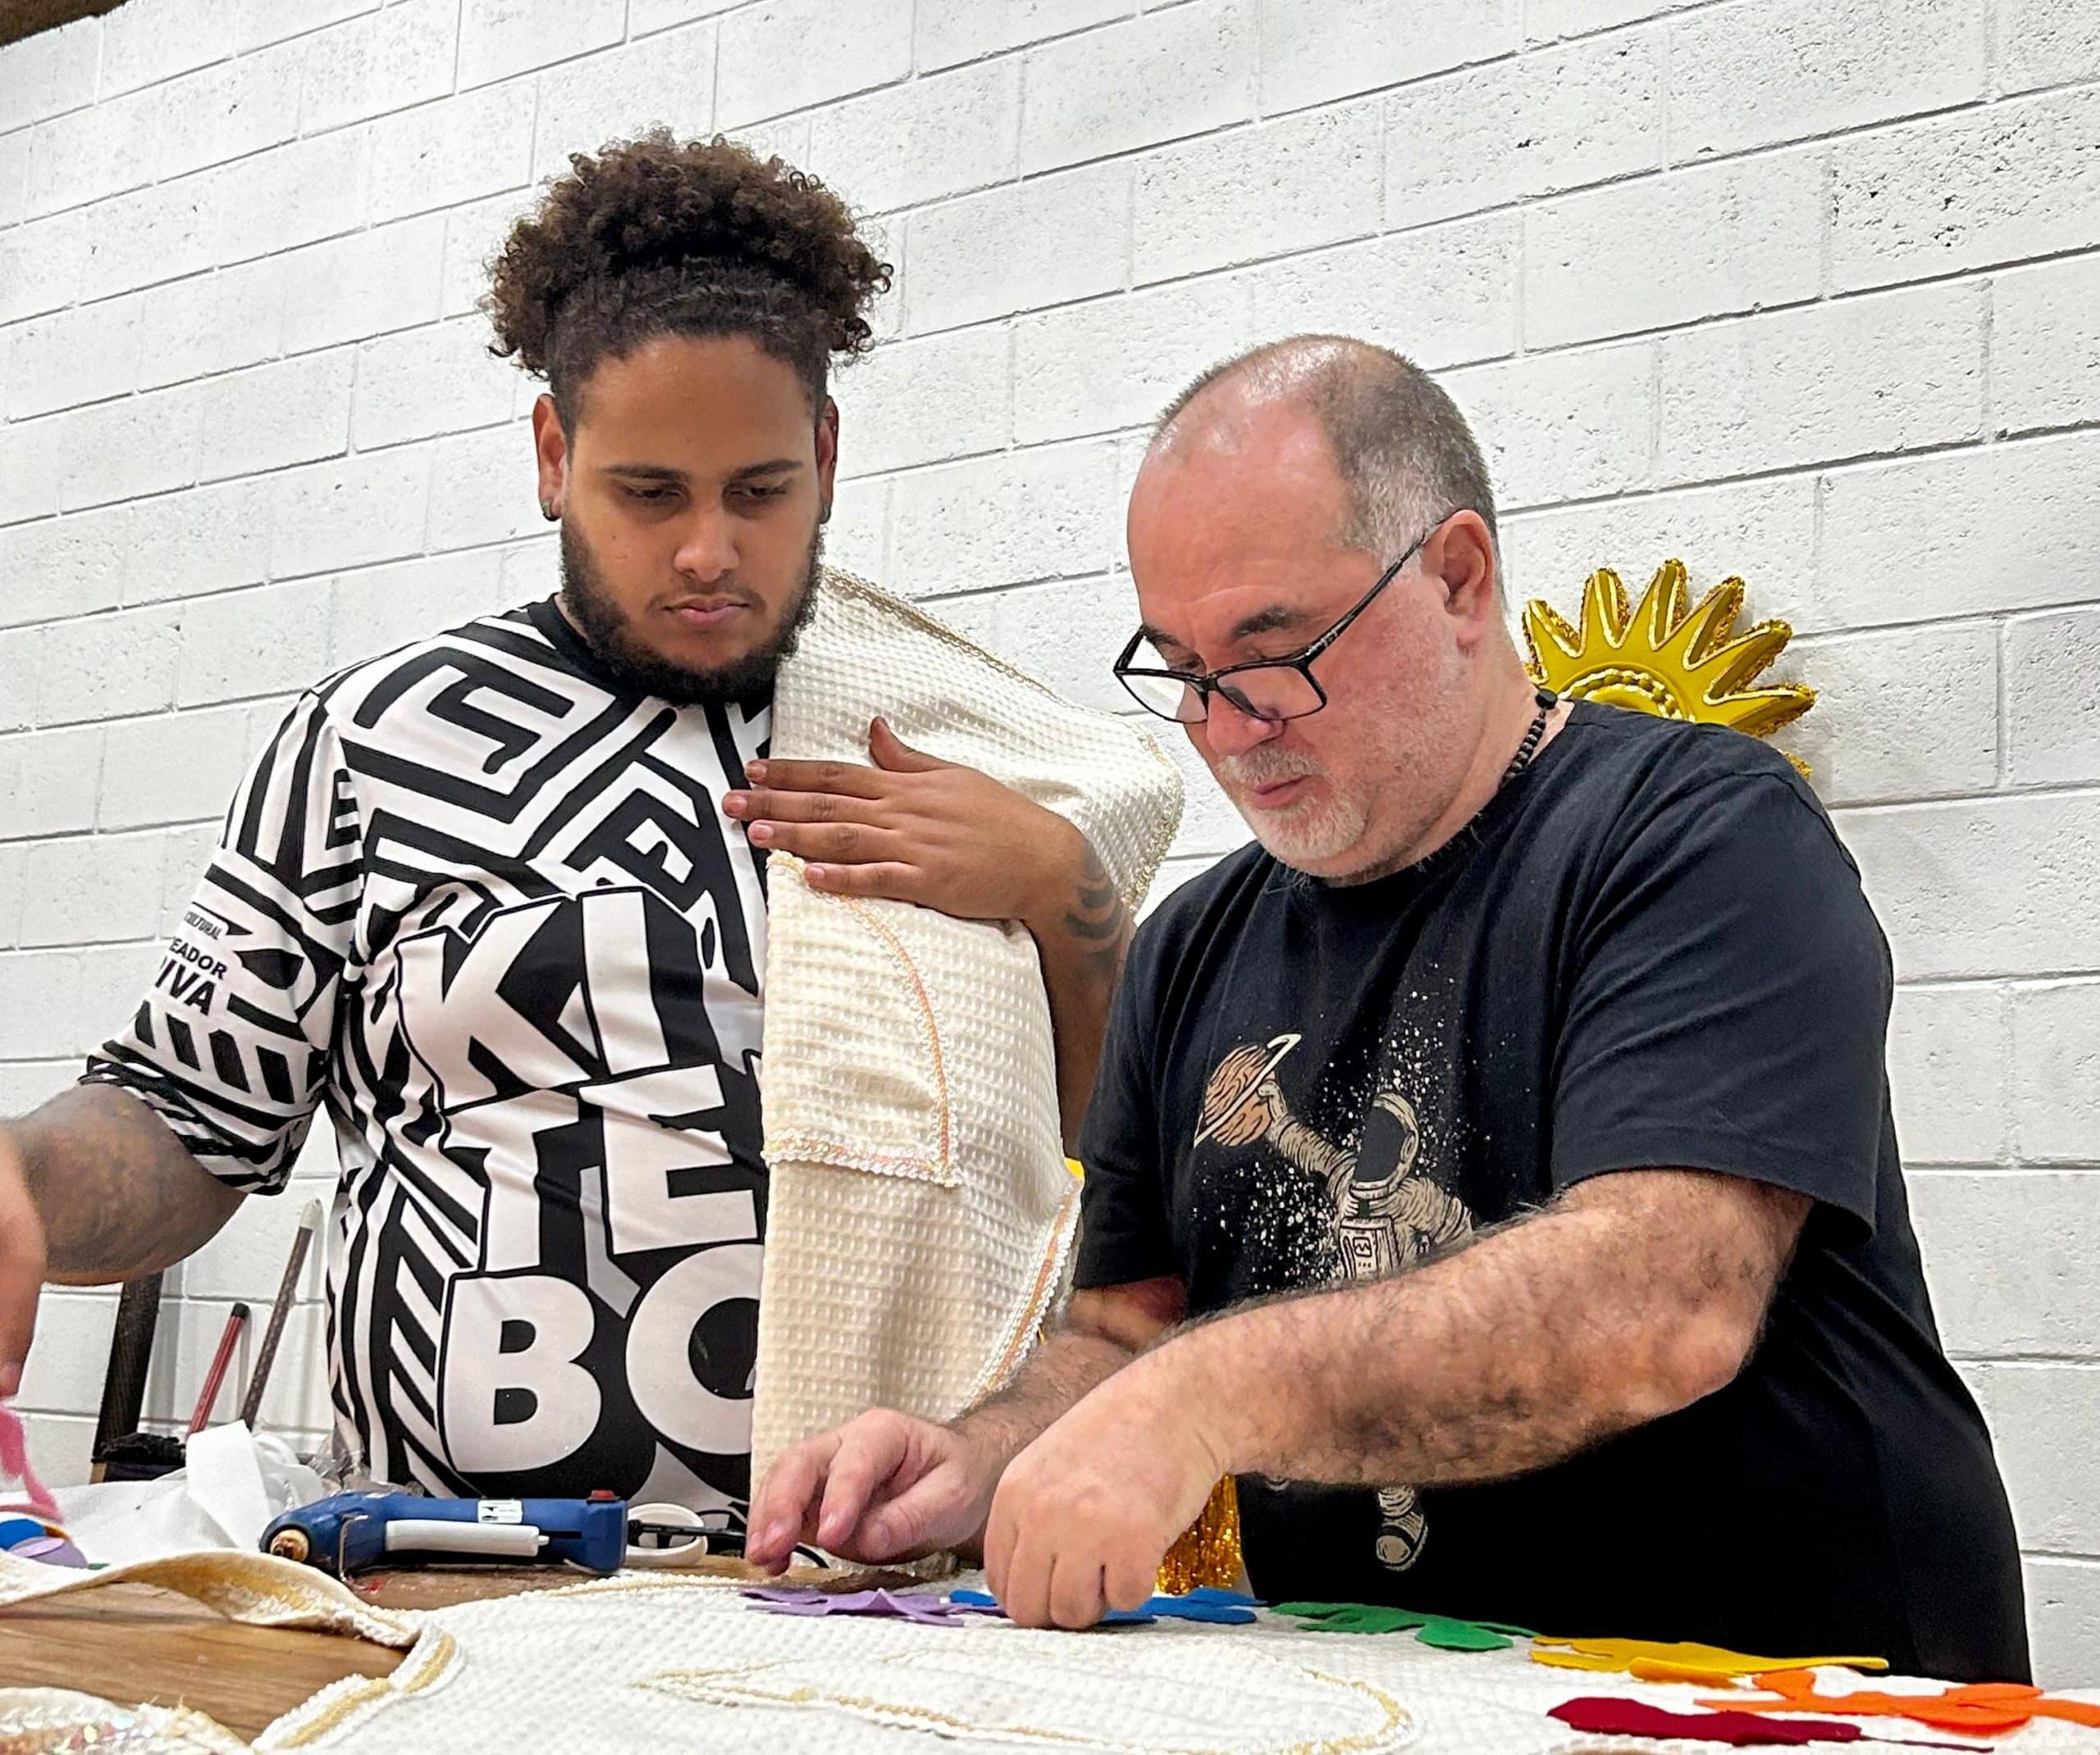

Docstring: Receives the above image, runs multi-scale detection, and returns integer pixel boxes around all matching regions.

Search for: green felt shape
[1274,1601,1537,1651]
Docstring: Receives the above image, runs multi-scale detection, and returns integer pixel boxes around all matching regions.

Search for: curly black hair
[484,130,892,426]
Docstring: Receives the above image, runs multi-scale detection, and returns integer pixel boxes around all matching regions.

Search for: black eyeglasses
[1112,526,1436,726]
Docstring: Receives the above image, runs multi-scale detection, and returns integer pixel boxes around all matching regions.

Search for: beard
[1216,744,1371,870]
[558,518,823,706]
[1215,646,1474,879]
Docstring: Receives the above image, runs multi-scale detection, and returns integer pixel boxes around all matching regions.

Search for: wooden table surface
[0,1559,783,1743]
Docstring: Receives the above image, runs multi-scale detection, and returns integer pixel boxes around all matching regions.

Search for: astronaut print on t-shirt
[1194,1030,1475,1570]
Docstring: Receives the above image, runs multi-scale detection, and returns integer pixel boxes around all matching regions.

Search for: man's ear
[532,394,568,520]
[1429,510,1500,647]
[815,398,841,518]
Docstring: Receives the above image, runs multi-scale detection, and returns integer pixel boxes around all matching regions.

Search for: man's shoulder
[308,603,573,717]
[1550,702,1829,832]
[1543,704,1859,897]
[1127,841,1276,971]
[1559,698,1808,782]
[251,604,614,796]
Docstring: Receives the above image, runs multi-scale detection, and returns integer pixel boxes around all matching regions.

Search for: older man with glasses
[747,335,2029,1685]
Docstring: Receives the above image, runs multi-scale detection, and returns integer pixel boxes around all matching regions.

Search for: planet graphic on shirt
[1194,1033,1302,1147]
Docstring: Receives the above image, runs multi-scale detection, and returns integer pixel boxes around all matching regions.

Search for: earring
[819,500,833,526]
[541,499,559,522]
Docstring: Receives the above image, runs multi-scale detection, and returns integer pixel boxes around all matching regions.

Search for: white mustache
[1217,748,1322,790]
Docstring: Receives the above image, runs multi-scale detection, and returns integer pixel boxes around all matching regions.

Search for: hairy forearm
[9,1086,244,1282]
[1024,828,1132,1151]
[1164,1171,1807,1490]
[956,1278,1178,1466]
[955,1328,1136,1468]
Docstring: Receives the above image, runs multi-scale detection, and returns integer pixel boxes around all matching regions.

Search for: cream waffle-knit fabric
[751,570,1182,1482]
[249,1570,2096,1754]
[2,1554,2094,1753]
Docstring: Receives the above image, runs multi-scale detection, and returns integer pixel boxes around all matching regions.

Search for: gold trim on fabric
[1157,1475,1245,1595]
[258,1627,460,1751]
[0,1548,418,1648]
[641,1654,1416,1753]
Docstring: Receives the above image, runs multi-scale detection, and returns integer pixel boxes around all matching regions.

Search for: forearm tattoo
[1060,841,1132,985]
[12,1086,242,1282]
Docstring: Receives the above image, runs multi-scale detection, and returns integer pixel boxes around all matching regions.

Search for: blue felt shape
[0,1516,46,1550]
[1147,1588,1259,1625]
[947,1588,1155,1626]
[946,1585,1262,1626]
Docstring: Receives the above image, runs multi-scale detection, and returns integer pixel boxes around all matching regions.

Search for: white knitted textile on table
[246,1571,2100,1755]
[2,1554,2094,1753]
[751,570,1182,1482]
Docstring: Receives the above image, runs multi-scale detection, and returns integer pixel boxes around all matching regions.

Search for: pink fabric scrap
[0,1402,60,1520]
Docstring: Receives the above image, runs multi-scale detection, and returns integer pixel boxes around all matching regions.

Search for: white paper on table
[51,1425,325,1567]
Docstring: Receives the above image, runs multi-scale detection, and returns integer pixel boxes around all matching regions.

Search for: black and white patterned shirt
[87,600,774,1510]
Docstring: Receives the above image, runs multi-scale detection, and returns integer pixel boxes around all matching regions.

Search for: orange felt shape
[1700,1670,2100,1734]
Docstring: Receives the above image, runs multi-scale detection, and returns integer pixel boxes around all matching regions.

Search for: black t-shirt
[1075,702,2028,1683]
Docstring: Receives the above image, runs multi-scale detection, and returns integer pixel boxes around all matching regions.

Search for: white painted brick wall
[1019,0,1254,174]
[531,28,721,180]
[903,159,1129,333]
[1259,0,1514,114]
[912,0,1124,74]
[805,57,1020,214]
[1,0,2095,1684]
[716,0,912,128]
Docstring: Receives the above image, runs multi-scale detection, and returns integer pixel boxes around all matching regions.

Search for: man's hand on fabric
[745,1408,1003,1574]
[746,1290,1177,1578]
[982,1347,1226,1630]
[724,718,1084,934]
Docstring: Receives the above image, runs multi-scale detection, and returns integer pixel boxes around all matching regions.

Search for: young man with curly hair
[0,136,1176,1521]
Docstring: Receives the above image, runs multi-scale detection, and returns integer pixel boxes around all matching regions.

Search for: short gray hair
[1152,335,1498,561]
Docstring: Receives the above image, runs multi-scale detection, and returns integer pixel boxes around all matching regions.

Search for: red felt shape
[1550,1698,1865,1745]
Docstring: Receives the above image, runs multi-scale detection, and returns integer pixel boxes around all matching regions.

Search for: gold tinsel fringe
[1155,1475,1244,1595]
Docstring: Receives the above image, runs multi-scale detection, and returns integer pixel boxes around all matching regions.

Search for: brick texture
[1,0,2095,1683]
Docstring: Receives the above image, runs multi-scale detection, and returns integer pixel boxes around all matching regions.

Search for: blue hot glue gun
[262,1489,632,1577]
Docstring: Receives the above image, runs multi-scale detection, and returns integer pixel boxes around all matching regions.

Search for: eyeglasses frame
[1112,522,1441,726]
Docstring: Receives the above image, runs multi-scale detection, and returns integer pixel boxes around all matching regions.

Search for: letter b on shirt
[441,1273,602,1475]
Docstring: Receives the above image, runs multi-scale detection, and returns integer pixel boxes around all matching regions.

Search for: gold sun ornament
[1522,560,1817,772]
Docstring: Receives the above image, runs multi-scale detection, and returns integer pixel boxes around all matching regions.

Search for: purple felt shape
[742,1587,971,1625]
[13,1535,87,1566]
